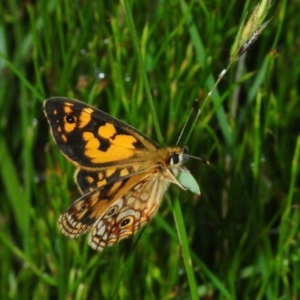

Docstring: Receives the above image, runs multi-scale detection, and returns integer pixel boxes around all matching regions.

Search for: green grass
[0,0,297,299]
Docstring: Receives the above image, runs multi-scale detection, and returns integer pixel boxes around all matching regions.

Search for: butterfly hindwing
[89,171,171,250]
[59,171,170,250]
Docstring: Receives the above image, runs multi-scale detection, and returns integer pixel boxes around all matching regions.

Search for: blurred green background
[0,0,298,299]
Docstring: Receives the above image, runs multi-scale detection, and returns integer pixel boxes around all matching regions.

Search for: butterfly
[44,97,200,251]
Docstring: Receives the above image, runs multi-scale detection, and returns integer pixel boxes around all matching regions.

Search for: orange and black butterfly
[44,97,199,251]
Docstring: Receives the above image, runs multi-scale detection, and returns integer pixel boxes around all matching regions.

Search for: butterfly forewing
[44,97,158,169]
[75,163,151,194]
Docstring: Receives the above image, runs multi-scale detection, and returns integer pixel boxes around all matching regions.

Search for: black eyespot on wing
[106,206,117,217]
[65,114,76,123]
[120,217,131,227]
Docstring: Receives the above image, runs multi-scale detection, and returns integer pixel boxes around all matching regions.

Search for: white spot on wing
[133,183,142,191]
[97,222,106,236]
[102,232,108,241]
[127,196,135,205]
[109,233,116,240]
[140,193,149,201]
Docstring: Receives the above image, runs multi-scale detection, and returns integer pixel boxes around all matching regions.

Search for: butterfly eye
[65,114,76,123]
[120,216,133,227]
[169,154,180,165]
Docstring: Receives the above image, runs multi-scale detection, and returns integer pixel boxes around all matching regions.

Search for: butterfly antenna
[176,99,199,146]
[185,153,210,165]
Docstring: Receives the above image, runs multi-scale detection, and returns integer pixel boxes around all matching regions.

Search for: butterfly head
[168,145,189,166]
